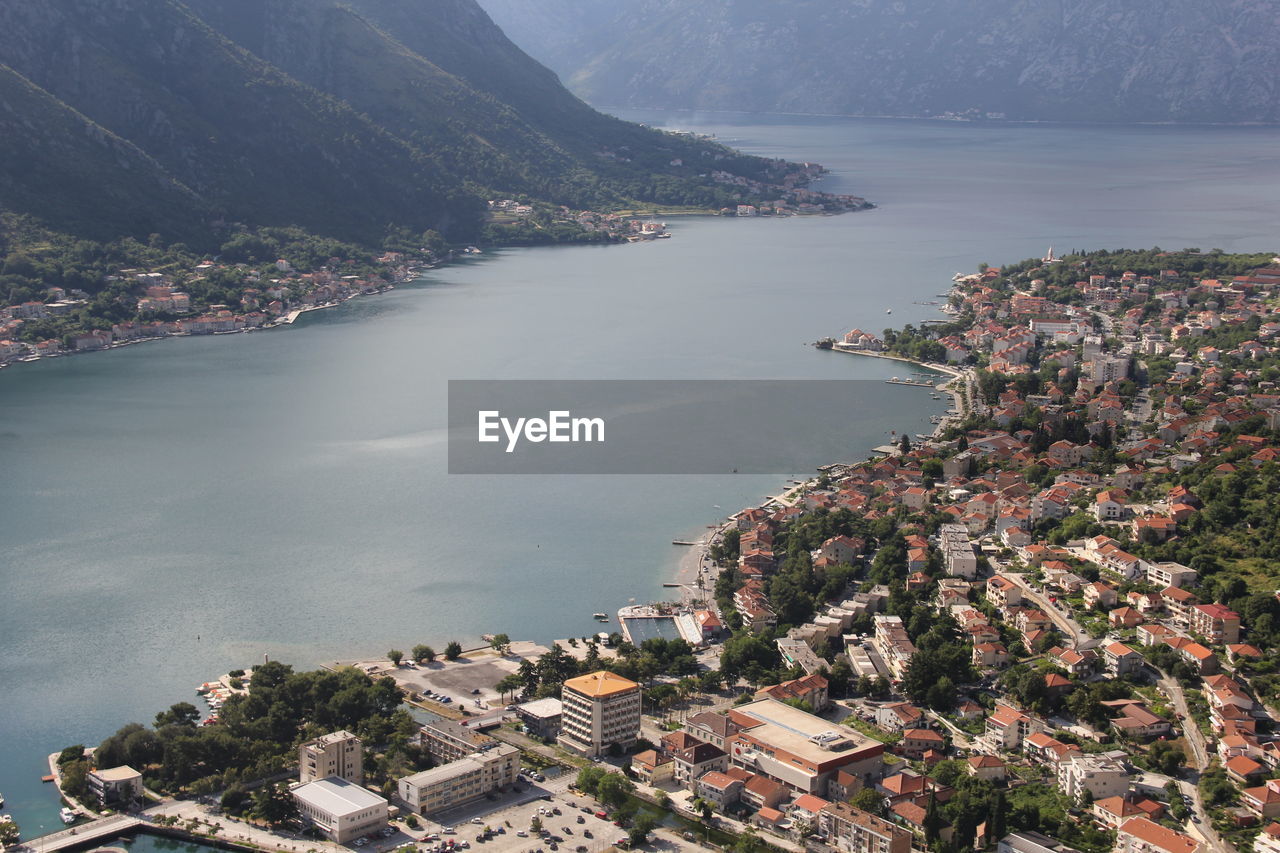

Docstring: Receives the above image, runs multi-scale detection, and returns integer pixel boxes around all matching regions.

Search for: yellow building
[558,670,641,757]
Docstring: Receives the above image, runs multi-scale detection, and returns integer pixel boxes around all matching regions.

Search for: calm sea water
[2,114,1278,830]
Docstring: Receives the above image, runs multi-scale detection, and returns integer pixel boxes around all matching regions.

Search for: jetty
[884,377,934,387]
[671,539,698,546]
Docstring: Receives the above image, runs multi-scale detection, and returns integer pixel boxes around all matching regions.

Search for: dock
[671,539,698,546]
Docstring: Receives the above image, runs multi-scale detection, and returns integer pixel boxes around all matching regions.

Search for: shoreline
[660,342,965,606]
[0,200,876,376]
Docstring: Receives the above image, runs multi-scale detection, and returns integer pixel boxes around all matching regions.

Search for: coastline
[662,343,966,604]
[0,198,876,376]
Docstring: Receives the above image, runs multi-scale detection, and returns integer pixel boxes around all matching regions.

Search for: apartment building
[397,744,519,815]
[558,670,642,757]
[818,801,912,853]
[299,730,363,784]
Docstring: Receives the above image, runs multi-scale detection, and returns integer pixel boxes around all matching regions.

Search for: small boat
[593,613,609,621]
[0,791,4,808]
[61,807,76,824]
[885,307,892,314]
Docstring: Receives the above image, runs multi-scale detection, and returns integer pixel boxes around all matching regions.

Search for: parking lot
[371,773,629,853]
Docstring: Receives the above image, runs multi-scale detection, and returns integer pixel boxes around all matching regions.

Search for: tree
[252,782,299,826]
[221,785,251,815]
[387,650,404,666]
[154,702,201,728]
[629,813,658,846]
[490,634,512,655]
[411,644,436,664]
[445,641,463,661]
[596,773,634,809]
[850,787,884,817]
[575,765,607,796]
[0,819,20,846]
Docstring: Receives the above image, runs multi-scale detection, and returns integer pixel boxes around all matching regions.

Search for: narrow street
[999,570,1093,649]
[1155,672,1231,853]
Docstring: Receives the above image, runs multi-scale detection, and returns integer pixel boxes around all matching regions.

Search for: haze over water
[2,113,1278,828]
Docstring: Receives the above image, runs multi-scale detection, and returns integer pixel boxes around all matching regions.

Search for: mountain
[476,0,1280,124]
[0,0,818,249]
[0,64,203,242]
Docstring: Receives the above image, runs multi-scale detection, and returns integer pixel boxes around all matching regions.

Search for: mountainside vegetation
[478,0,1280,124]
[0,0,827,255]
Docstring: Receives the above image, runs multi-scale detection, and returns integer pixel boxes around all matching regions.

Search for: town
[0,186,870,369]
[11,247,1280,853]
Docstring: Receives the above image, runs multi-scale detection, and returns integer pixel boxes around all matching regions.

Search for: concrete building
[1190,603,1240,645]
[940,524,978,579]
[997,832,1084,853]
[299,730,363,784]
[1146,561,1197,589]
[292,777,389,843]
[1056,753,1130,801]
[726,698,884,797]
[515,697,563,740]
[397,744,520,815]
[87,766,144,805]
[558,670,642,757]
[1115,817,1200,853]
[420,719,498,764]
[818,801,912,853]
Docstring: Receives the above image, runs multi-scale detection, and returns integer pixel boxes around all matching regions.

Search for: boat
[61,807,76,824]
[593,613,608,621]
[885,307,892,314]
[0,792,4,808]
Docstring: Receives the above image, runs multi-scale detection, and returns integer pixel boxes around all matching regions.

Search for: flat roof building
[420,719,499,764]
[515,697,563,741]
[292,777,388,843]
[398,744,520,815]
[300,730,363,784]
[87,765,143,806]
[726,698,883,797]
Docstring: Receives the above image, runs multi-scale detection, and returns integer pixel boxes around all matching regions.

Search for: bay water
[1,112,1278,829]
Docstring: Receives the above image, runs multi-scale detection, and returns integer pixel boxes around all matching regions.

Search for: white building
[397,744,520,815]
[292,777,388,843]
[1056,753,1129,801]
[940,524,978,579]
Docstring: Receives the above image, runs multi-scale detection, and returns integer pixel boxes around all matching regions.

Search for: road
[999,570,1093,649]
[1154,672,1231,853]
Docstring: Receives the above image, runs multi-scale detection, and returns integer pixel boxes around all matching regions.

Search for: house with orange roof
[1242,780,1280,819]
[1104,642,1143,677]
[1163,637,1219,675]
[966,755,1007,782]
[1226,755,1266,786]
[985,704,1040,750]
